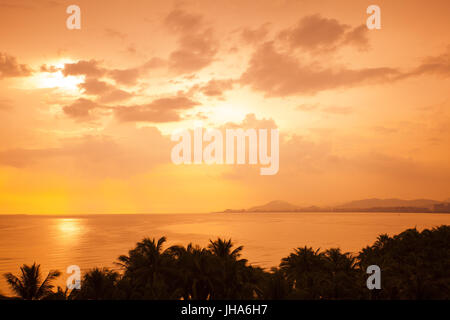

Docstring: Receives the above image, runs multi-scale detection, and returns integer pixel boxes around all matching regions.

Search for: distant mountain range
[248,200,301,212]
[337,198,441,209]
[220,198,450,213]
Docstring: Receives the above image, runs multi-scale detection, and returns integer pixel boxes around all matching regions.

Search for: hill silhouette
[247,200,301,212]
[338,198,440,209]
[221,198,449,213]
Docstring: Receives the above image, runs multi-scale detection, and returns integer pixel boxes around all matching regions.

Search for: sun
[37,71,83,91]
[29,59,84,92]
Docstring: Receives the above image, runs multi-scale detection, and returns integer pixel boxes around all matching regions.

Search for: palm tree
[280,246,326,299]
[322,248,360,299]
[206,238,259,299]
[75,268,120,300]
[117,237,171,273]
[3,263,60,300]
[208,238,243,260]
[168,243,216,300]
[260,267,292,300]
[116,237,180,299]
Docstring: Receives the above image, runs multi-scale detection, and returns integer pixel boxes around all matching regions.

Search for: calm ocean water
[0,212,449,294]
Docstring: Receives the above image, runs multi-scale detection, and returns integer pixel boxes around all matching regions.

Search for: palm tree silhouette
[208,238,243,260]
[116,236,181,299]
[3,263,60,300]
[75,268,120,300]
[168,243,215,300]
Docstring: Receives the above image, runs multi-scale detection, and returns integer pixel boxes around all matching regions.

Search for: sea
[0,212,449,294]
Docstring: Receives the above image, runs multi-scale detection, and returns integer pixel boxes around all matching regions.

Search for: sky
[0,0,449,214]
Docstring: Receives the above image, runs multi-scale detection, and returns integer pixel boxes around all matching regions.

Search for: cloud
[168,29,217,74]
[191,79,234,98]
[108,58,166,86]
[165,8,203,33]
[241,23,270,44]
[240,42,400,96]
[63,98,103,120]
[79,78,133,103]
[343,25,370,50]
[405,47,450,78]
[0,0,61,10]
[0,148,60,167]
[62,95,200,123]
[296,103,352,114]
[278,14,349,52]
[165,9,218,74]
[0,129,172,178]
[0,52,32,79]
[277,14,370,53]
[62,59,106,77]
[114,96,200,123]
[221,113,277,130]
[40,64,60,73]
[79,78,111,95]
[59,58,166,86]
[108,68,140,86]
[98,89,133,104]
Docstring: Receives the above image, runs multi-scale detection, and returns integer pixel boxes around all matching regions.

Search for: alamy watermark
[66,4,381,31]
[366,265,381,290]
[66,265,81,290]
[171,127,279,175]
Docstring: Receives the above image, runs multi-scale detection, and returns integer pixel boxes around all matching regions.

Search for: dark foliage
[3,226,449,300]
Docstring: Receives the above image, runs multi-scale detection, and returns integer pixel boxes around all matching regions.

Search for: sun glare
[36,70,83,91]
[26,59,84,92]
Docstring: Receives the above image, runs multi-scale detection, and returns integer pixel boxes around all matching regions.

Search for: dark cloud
[278,14,369,52]
[240,42,400,96]
[62,95,200,123]
[0,52,32,79]
[108,58,165,85]
[79,78,133,103]
[108,68,140,86]
[114,96,200,123]
[98,89,133,104]
[62,59,106,77]
[191,79,235,98]
[168,29,217,74]
[405,47,450,78]
[58,58,165,86]
[40,64,60,73]
[79,78,111,95]
[63,98,102,120]
[241,23,270,44]
[165,9,218,74]
[343,25,370,50]
[165,9,203,33]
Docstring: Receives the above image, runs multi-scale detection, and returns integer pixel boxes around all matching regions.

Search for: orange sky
[0,0,449,214]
